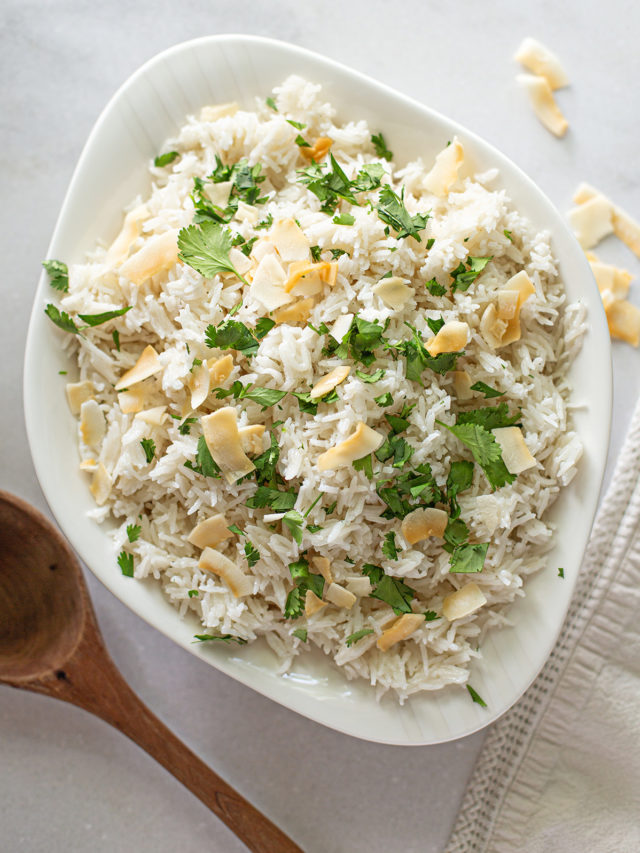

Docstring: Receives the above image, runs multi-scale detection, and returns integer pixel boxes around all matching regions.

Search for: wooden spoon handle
[28,649,302,853]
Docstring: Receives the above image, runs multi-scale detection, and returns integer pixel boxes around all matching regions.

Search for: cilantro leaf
[246,486,297,511]
[185,434,221,478]
[449,542,488,573]
[558,567,565,578]
[256,213,273,230]
[351,162,384,192]
[371,132,393,161]
[255,317,276,340]
[178,416,197,435]
[439,421,515,490]
[293,628,308,642]
[470,381,503,399]
[42,259,69,292]
[353,454,374,480]
[284,558,325,619]
[205,318,262,358]
[362,563,384,584]
[77,306,132,327]
[504,229,513,242]
[425,277,446,297]
[286,119,306,130]
[295,134,311,148]
[376,185,429,241]
[333,212,355,225]
[346,628,375,647]
[355,368,385,383]
[193,634,247,644]
[382,531,399,560]
[282,510,304,544]
[178,221,249,285]
[140,438,156,463]
[117,551,134,577]
[112,329,120,351]
[154,151,179,167]
[386,322,460,382]
[446,460,474,518]
[44,304,80,334]
[244,540,261,568]
[457,403,520,430]
[266,97,278,111]
[220,381,286,408]
[467,684,487,707]
[450,256,492,293]
[326,316,388,367]
[370,574,416,615]
[424,611,439,622]
[126,523,141,543]
[188,589,199,598]
[253,433,280,486]
[374,392,393,407]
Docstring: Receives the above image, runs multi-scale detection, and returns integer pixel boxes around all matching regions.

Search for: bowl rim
[24,33,612,745]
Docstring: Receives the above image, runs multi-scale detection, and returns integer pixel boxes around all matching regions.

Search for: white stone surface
[1,1,639,851]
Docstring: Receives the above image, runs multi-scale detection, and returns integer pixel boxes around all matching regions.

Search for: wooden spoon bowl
[0,490,301,853]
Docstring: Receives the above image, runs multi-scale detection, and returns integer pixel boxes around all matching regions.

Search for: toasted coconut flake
[189,362,211,410]
[250,238,278,264]
[285,261,325,296]
[372,277,413,309]
[605,299,640,346]
[199,102,238,121]
[89,462,112,505]
[442,583,487,621]
[188,515,232,549]
[331,313,354,342]
[452,370,473,401]
[499,270,536,346]
[310,365,350,399]
[250,252,291,310]
[305,589,327,616]
[299,136,333,161]
[514,37,569,89]
[201,406,255,484]
[423,137,465,196]
[345,576,371,596]
[377,613,424,651]
[568,196,614,249]
[325,582,357,610]
[324,262,338,287]
[271,218,310,262]
[198,547,251,597]
[517,74,568,137]
[311,556,333,584]
[118,386,147,414]
[425,321,469,356]
[479,304,507,349]
[588,258,632,299]
[317,422,384,471]
[573,183,640,258]
[401,507,448,545]
[208,354,234,385]
[115,345,163,391]
[119,229,180,285]
[105,204,149,266]
[79,457,97,471]
[134,406,167,426]
[66,380,94,416]
[497,289,519,320]
[273,297,315,325]
[79,399,106,448]
[238,424,266,455]
[493,427,536,474]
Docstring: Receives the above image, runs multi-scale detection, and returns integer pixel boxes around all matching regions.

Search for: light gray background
[2,2,639,851]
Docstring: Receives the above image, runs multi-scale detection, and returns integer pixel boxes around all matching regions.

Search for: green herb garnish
[282,510,304,544]
[154,151,179,167]
[371,132,393,161]
[117,551,134,577]
[284,558,325,619]
[382,531,399,560]
[450,256,492,293]
[470,381,503,399]
[140,438,156,463]
[178,221,249,285]
[293,628,308,642]
[376,185,429,241]
[126,524,141,543]
[426,278,447,297]
[184,435,220,478]
[42,259,69,292]
[193,634,247,644]
[467,684,487,707]
[346,628,375,647]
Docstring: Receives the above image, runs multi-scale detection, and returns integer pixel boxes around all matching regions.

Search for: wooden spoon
[0,490,302,853]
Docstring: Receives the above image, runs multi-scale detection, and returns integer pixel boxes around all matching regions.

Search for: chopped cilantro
[252,433,280,486]
[450,256,492,293]
[457,403,520,430]
[284,558,325,619]
[558,567,565,578]
[376,463,442,519]
[256,213,273,230]
[355,368,385,383]
[327,316,388,367]
[282,510,304,544]
[140,438,156,463]
[346,628,375,647]
[178,416,197,435]
[449,543,489,573]
[310,245,322,262]
[439,421,515,491]
[295,134,311,148]
[306,525,323,533]
[255,317,276,339]
[351,163,385,192]
[154,151,179,167]
[112,329,120,351]
[293,628,308,642]
[353,454,374,480]
[470,381,503,399]
[426,278,447,297]
[292,387,338,415]
[371,132,393,161]
[325,500,337,515]
[126,523,141,543]
[188,589,199,598]
[42,259,69,292]
[216,380,286,408]
[446,459,474,518]
[178,221,249,285]
[244,540,261,568]
[374,392,393,407]
[424,611,439,622]
[386,322,461,382]
[504,229,513,242]
[193,634,247,644]
[205,317,270,358]
[246,486,297,511]
[117,551,134,577]
[297,154,382,214]
[467,684,487,707]
[382,531,399,560]
[227,524,244,536]
[58,370,67,375]
[333,212,355,225]
[367,570,417,615]
[266,97,278,111]
[330,248,347,259]
[77,306,132,327]
[376,185,429,241]
[184,435,220,478]
[303,494,323,518]
[286,119,306,130]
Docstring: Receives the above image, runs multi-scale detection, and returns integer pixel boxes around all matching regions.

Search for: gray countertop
[2,2,639,851]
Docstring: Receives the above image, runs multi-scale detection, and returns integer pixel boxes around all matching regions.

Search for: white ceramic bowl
[24,35,611,745]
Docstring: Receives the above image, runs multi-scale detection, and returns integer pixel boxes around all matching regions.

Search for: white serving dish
[24,35,611,745]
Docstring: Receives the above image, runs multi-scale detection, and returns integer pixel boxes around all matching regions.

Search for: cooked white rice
[55,76,584,702]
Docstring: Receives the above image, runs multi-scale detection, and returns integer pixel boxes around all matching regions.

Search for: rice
[55,76,585,703]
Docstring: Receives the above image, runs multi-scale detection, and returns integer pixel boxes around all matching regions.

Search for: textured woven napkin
[445,396,640,853]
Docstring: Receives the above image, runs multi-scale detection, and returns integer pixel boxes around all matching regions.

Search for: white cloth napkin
[445,395,640,853]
